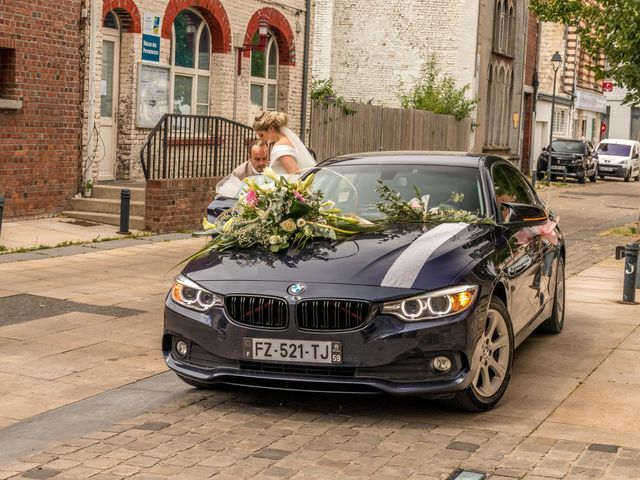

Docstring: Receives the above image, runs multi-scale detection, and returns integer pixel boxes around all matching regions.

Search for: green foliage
[399,54,478,120]
[530,0,640,105]
[311,79,356,115]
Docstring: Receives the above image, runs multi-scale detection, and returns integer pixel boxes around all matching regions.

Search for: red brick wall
[0,1,82,219]
[524,13,539,88]
[145,177,223,233]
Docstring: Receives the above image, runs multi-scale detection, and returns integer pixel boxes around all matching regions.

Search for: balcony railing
[140,114,256,180]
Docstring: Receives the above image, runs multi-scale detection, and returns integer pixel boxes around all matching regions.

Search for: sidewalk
[0,216,143,252]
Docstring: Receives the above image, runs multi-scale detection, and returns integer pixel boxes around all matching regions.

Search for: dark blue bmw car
[163,152,565,411]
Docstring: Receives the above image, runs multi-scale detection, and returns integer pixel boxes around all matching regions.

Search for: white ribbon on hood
[380,222,469,288]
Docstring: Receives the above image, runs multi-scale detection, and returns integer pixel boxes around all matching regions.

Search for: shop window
[171,9,210,115]
[250,33,278,115]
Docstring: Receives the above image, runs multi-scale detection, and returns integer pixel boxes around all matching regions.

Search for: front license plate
[599,167,613,171]
[244,338,342,364]
[551,165,565,170]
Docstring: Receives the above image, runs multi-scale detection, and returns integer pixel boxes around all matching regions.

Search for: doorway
[99,18,120,181]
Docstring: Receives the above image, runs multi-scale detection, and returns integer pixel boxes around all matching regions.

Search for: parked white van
[596,138,640,182]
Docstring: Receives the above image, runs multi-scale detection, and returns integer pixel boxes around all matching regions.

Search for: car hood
[183,223,494,292]
[598,154,628,164]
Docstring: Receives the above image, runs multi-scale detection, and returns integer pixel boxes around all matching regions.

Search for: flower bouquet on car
[193,168,376,256]
[375,181,494,225]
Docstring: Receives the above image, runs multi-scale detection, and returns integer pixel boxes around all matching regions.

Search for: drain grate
[63,219,102,227]
[447,470,486,480]
[0,294,144,327]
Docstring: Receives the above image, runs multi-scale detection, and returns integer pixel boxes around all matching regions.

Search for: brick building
[531,21,606,169]
[0,0,84,219]
[1,0,310,222]
[83,0,310,185]
[312,0,529,160]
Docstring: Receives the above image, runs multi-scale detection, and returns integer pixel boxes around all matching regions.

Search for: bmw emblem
[288,283,306,295]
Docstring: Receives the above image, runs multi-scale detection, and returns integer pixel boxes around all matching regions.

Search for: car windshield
[550,140,586,154]
[597,143,631,156]
[310,163,486,220]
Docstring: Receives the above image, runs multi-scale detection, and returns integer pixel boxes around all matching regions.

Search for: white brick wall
[312,0,479,108]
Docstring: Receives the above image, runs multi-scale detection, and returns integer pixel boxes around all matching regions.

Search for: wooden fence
[308,101,472,161]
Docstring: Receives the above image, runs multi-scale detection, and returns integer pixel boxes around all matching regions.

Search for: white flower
[302,225,313,236]
[296,218,306,228]
[263,167,278,180]
[408,198,423,211]
[268,235,282,245]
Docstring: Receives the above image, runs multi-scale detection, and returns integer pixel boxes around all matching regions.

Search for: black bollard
[615,242,639,304]
[117,189,131,235]
[0,196,4,238]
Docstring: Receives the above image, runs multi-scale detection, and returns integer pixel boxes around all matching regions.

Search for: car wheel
[536,171,544,181]
[599,175,605,180]
[538,256,565,334]
[176,373,218,390]
[624,170,631,182]
[589,171,597,182]
[449,297,514,412]
[635,172,640,182]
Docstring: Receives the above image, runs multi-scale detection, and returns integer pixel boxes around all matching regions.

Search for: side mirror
[541,146,548,152]
[500,202,548,227]
[633,153,639,159]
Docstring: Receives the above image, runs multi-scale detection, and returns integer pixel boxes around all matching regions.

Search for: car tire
[537,256,565,334]
[624,171,631,182]
[448,297,514,412]
[635,172,640,182]
[589,171,597,182]
[536,171,544,181]
[599,175,605,180]
[176,373,219,390]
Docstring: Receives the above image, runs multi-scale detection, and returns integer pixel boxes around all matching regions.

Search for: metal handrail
[139,114,255,180]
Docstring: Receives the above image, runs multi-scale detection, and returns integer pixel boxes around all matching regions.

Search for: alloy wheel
[471,309,511,398]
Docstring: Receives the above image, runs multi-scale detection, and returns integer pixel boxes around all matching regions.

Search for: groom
[231,140,269,180]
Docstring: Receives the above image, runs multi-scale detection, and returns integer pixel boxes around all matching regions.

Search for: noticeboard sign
[136,63,169,128]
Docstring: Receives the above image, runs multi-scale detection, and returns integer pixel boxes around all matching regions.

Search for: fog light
[431,355,452,374]
[175,340,189,358]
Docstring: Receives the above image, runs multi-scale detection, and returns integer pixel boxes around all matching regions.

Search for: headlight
[170,275,223,312]
[382,285,477,322]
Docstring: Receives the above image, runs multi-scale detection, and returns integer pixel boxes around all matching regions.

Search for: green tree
[530,0,640,104]
[399,54,478,120]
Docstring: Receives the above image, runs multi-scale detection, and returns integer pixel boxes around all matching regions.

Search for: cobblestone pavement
[1,389,639,480]
[0,180,639,480]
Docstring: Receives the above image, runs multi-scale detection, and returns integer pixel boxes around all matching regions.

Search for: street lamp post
[546,51,563,183]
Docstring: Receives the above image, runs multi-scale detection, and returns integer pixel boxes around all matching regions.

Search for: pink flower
[293,191,305,202]
[245,189,258,207]
[536,217,559,245]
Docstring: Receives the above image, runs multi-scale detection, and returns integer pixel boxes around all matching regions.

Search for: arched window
[171,9,211,115]
[250,33,278,114]
[493,0,515,57]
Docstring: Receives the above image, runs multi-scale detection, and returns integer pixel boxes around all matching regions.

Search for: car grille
[225,296,288,328]
[296,300,370,330]
[356,355,429,381]
[239,360,356,377]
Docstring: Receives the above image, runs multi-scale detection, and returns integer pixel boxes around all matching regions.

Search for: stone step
[61,211,146,231]
[69,198,145,217]
[91,185,146,201]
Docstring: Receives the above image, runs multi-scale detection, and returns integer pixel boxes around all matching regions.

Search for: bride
[253,111,316,175]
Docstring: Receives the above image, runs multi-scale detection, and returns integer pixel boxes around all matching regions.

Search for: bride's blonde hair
[253,111,288,132]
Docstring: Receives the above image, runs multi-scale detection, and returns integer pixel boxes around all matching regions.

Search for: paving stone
[587,444,619,454]
[22,467,62,479]
[493,467,527,478]
[253,449,291,461]
[568,465,606,478]
[259,466,297,478]
[0,471,20,480]
[124,456,161,469]
[447,441,480,453]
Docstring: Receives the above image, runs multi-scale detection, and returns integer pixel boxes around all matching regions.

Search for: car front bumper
[598,164,629,178]
[163,292,486,397]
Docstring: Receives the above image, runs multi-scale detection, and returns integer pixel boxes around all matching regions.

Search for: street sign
[602,81,614,92]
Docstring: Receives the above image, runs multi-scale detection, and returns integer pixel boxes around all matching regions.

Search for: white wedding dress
[269,127,317,175]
